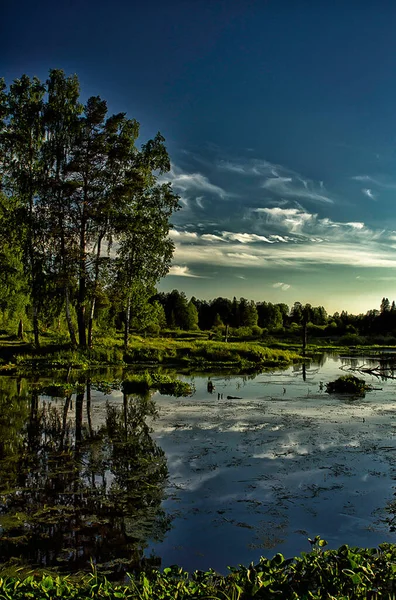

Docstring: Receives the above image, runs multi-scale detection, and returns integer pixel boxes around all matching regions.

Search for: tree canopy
[0,69,179,348]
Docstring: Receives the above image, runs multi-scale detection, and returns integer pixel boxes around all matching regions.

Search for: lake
[0,352,395,575]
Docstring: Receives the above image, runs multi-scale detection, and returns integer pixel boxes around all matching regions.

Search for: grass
[0,331,302,372]
[2,538,396,598]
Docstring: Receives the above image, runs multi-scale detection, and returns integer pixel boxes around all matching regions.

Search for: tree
[239,298,258,328]
[291,302,303,324]
[1,75,46,345]
[186,299,199,330]
[380,297,391,314]
[0,71,179,348]
[115,183,178,349]
[40,69,82,346]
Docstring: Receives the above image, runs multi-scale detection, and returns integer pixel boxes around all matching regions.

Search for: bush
[339,333,365,346]
[326,374,368,395]
[251,325,263,337]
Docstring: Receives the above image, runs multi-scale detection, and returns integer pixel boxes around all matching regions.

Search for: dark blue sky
[4,0,396,312]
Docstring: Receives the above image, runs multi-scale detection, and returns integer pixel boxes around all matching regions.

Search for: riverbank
[0,333,302,372]
[1,329,396,375]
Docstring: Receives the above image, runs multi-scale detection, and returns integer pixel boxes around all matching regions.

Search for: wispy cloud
[362,188,377,200]
[168,265,203,277]
[172,238,396,270]
[262,176,334,204]
[253,207,378,241]
[352,174,396,190]
[218,157,335,204]
[273,282,291,291]
[165,165,227,199]
[223,231,275,244]
[226,252,260,262]
[167,210,395,273]
[169,229,198,241]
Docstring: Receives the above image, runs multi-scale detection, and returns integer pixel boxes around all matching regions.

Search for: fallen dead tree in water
[340,361,395,381]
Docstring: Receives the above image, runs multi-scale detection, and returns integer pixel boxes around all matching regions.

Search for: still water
[1,353,396,575]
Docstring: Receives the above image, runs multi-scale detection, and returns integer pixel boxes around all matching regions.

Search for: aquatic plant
[2,538,396,598]
[326,374,368,396]
[122,372,194,397]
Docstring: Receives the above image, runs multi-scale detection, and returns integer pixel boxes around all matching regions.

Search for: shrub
[326,374,368,395]
[339,333,365,346]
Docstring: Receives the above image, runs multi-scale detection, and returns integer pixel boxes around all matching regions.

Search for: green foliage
[2,540,396,598]
[122,372,194,396]
[326,374,368,396]
[0,70,179,349]
[339,333,365,346]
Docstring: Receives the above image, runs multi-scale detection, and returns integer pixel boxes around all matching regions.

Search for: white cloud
[222,231,274,244]
[273,282,291,291]
[201,233,225,242]
[226,252,260,262]
[345,222,365,229]
[254,207,315,233]
[165,165,227,199]
[218,157,335,204]
[352,175,396,190]
[362,188,377,200]
[253,207,379,241]
[169,230,198,241]
[172,239,396,270]
[262,176,334,204]
[196,196,205,209]
[168,265,202,277]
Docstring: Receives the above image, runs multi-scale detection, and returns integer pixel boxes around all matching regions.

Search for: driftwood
[340,362,396,381]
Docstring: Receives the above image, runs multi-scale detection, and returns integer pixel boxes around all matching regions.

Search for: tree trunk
[124,294,131,351]
[65,286,77,347]
[75,388,84,444]
[302,318,307,354]
[87,298,96,349]
[86,380,93,438]
[32,300,40,347]
[17,319,24,340]
[87,235,103,349]
[77,215,87,348]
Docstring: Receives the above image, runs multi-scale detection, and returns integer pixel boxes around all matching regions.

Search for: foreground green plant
[2,539,396,599]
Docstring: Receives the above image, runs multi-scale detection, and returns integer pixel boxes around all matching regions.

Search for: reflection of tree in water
[0,381,170,575]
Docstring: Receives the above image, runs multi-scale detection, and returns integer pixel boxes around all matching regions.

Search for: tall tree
[40,69,82,346]
[115,134,179,348]
[1,75,46,345]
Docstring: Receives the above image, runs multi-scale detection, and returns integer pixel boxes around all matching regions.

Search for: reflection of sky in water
[41,354,396,573]
[146,354,396,572]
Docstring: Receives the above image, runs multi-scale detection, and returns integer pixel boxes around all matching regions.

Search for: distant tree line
[146,292,396,343]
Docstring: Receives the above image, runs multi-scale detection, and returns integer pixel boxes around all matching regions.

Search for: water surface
[0,353,395,574]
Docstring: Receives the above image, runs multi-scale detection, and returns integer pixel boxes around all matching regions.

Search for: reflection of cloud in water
[144,357,396,572]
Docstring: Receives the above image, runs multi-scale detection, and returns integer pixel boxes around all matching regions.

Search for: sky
[3,0,396,314]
